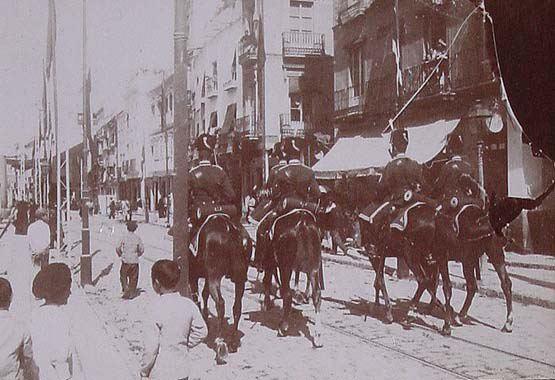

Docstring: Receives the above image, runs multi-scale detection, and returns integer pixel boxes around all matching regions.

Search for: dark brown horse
[189,214,252,364]
[360,202,454,334]
[421,203,514,333]
[263,210,323,347]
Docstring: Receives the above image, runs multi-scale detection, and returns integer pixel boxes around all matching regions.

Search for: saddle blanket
[390,202,426,231]
[189,213,231,257]
[269,208,316,241]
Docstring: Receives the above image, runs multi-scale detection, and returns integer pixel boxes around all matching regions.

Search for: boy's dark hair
[32,263,72,302]
[126,220,138,232]
[0,277,12,309]
[151,260,181,289]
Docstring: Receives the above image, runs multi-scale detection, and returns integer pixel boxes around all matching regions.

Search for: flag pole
[80,0,92,285]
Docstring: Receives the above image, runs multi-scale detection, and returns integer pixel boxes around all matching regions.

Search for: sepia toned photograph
[0,0,553,379]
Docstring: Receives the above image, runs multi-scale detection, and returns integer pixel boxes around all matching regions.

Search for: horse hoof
[384,313,394,325]
[452,315,463,327]
[312,335,324,349]
[501,323,513,333]
[459,315,472,325]
[441,324,452,336]
[278,322,288,337]
[407,307,418,321]
[216,341,228,364]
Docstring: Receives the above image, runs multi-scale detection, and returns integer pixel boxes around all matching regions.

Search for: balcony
[336,0,375,25]
[206,77,218,98]
[282,31,325,57]
[334,85,365,117]
[236,115,261,138]
[279,113,311,137]
[238,34,257,66]
[223,77,238,91]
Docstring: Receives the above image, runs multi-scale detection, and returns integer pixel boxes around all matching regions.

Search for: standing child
[116,220,144,299]
[30,263,74,380]
[0,277,34,380]
[140,260,207,380]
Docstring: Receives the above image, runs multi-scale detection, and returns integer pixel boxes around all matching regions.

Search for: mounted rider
[188,133,251,256]
[253,136,321,269]
[432,133,484,211]
[359,128,427,237]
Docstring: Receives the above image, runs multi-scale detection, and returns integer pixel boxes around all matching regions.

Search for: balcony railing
[223,77,238,91]
[279,113,311,137]
[282,31,325,57]
[334,85,365,116]
[238,34,257,66]
[236,115,261,138]
[206,77,218,98]
[336,0,374,25]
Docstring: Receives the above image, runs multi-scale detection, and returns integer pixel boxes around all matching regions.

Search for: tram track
[88,227,555,379]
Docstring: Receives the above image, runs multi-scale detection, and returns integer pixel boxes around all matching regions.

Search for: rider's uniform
[188,159,236,217]
[254,159,321,268]
[432,155,483,212]
[250,160,287,222]
[360,153,425,233]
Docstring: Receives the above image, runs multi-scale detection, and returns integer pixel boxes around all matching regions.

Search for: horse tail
[296,215,321,271]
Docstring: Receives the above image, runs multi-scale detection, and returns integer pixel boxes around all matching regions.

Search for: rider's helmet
[194,133,217,153]
[389,127,409,157]
[445,133,464,156]
[282,136,304,161]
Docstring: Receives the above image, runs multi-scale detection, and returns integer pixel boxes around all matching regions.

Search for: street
[10,213,549,380]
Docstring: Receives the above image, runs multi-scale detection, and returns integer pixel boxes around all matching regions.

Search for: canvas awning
[312,119,460,179]
[220,103,237,135]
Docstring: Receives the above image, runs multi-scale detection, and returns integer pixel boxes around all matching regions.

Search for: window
[212,61,218,85]
[231,52,237,81]
[289,1,313,32]
[349,45,363,96]
[169,93,173,112]
[290,94,304,122]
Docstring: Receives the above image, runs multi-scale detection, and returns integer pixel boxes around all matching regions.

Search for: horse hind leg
[370,257,382,306]
[229,280,245,352]
[208,279,228,365]
[202,281,210,320]
[375,256,393,324]
[278,268,293,337]
[309,269,323,348]
[459,257,478,324]
[489,249,513,332]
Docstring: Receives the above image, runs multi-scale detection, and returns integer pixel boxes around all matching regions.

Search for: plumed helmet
[390,128,409,153]
[445,133,464,156]
[194,133,217,153]
[282,137,304,158]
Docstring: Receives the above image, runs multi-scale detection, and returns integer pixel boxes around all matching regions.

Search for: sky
[0,0,178,155]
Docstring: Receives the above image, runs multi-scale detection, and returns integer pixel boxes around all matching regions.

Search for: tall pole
[173,0,190,295]
[66,148,70,221]
[53,27,61,253]
[80,0,92,285]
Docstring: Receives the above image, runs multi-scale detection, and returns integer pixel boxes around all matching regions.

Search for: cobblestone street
[27,214,554,380]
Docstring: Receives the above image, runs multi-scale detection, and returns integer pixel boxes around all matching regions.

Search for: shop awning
[220,103,237,135]
[312,119,460,179]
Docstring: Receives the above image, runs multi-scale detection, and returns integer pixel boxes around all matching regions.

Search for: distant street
[12,213,547,380]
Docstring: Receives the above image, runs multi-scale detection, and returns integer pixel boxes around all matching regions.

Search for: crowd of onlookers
[0,206,207,380]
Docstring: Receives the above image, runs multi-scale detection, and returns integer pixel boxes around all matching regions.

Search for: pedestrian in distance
[30,263,74,380]
[121,199,129,222]
[116,220,144,299]
[0,277,35,380]
[108,200,116,220]
[27,208,51,278]
[140,260,207,380]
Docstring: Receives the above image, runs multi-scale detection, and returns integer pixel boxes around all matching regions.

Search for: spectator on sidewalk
[116,220,144,299]
[28,208,51,278]
[108,200,116,220]
[140,260,207,380]
[30,263,74,380]
[121,200,130,222]
[0,277,35,380]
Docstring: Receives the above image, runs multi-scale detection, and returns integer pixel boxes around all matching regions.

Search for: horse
[419,201,514,333]
[262,209,323,347]
[359,200,454,335]
[189,214,252,364]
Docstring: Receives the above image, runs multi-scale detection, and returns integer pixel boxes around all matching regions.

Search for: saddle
[390,201,427,232]
[270,208,317,241]
[453,203,494,242]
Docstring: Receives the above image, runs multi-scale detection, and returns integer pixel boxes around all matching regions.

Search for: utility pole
[173,0,190,295]
[80,0,92,286]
